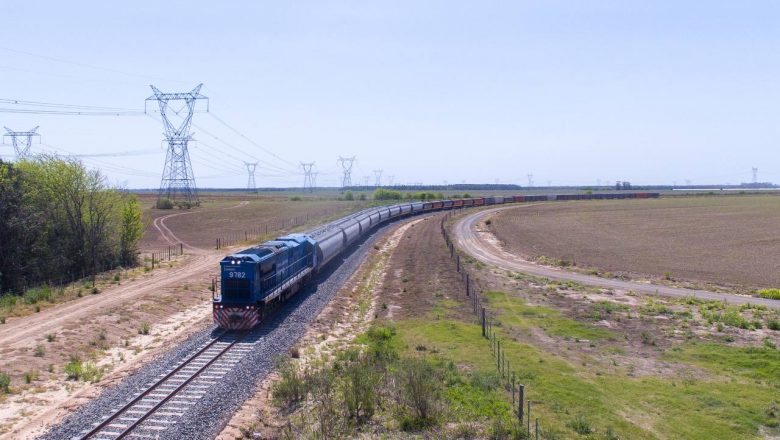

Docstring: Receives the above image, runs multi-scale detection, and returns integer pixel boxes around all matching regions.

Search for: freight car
[213,191,659,329]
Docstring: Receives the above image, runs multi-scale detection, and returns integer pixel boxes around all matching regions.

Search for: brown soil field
[489,195,780,289]
[137,193,365,251]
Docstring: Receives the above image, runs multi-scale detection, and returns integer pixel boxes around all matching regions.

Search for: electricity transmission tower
[146,84,208,207]
[312,172,319,189]
[245,162,258,193]
[3,126,39,160]
[301,162,315,192]
[752,167,758,184]
[373,169,383,187]
[338,156,355,188]
[527,174,534,187]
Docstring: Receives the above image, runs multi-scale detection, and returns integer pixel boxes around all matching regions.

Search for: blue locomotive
[213,192,659,329]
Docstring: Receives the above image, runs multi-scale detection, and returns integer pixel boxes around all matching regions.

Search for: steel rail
[79,329,248,439]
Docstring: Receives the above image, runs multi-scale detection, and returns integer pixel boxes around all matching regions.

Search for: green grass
[483,291,613,340]
[758,289,780,300]
[664,342,780,385]
[395,316,780,439]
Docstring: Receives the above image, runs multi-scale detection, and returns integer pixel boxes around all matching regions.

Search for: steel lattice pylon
[146,84,208,207]
[245,162,258,193]
[301,162,315,192]
[338,156,355,188]
[3,126,40,160]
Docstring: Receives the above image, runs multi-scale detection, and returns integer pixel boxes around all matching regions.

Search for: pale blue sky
[1,1,778,188]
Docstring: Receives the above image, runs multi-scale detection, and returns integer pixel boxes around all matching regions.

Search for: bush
[567,415,593,435]
[0,372,10,393]
[24,370,38,384]
[64,356,101,382]
[758,289,780,300]
[64,356,83,380]
[398,357,441,424]
[0,315,5,324]
[156,198,174,209]
[342,355,379,422]
[138,321,151,335]
[272,356,307,405]
[289,196,302,201]
[34,344,45,357]
[344,191,354,201]
[373,188,403,200]
[358,193,366,201]
[768,320,780,331]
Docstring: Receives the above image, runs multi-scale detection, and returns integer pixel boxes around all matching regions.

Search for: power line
[0,98,140,112]
[208,112,298,168]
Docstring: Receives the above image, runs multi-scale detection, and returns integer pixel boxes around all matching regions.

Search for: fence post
[518,384,524,423]
[481,307,486,337]
[496,340,500,371]
[456,255,460,272]
[527,401,532,437]
[181,243,183,255]
[512,373,516,405]
[535,418,539,440]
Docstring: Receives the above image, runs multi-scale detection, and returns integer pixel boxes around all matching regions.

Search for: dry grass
[490,195,780,289]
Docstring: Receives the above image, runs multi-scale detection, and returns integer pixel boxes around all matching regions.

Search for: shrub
[342,355,379,422]
[0,373,10,393]
[24,286,52,304]
[397,357,441,424]
[373,188,403,200]
[640,332,656,346]
[34,344,45,357]
[289,196,302,201]
[758,289,780,300]
[156,198,174,209]
[91,286,100,295]
[138,322,151,335]
[24,370,38,384]
[272,356,307,405]
[567,415,593,435]
[46,333,55,342]
[358,193,366,201]
[64,356,83,380]
[0,315,5,324]
[768,320,780,331]
[344,191,354,201]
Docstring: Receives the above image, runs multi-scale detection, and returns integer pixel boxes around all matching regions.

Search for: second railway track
[79,330,252,440]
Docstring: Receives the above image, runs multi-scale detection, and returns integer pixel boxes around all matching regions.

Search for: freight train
[213,192,659,329]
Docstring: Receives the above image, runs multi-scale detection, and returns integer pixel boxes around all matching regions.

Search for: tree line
[0,156,144,294]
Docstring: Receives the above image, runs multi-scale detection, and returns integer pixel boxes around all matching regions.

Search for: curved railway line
[453,206,780,310]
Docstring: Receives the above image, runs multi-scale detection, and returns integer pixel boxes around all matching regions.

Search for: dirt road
[453,207,780,310]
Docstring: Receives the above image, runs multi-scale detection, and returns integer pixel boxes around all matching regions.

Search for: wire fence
[440,209,546,438]
[141,243,185,268]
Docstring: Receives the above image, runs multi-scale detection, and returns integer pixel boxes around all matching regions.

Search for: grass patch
[664,342,780,385]
[397,316,780,439]
[483,291,613,340]
[758,289,780,300]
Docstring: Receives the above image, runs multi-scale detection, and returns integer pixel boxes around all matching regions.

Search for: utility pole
[752,167,758,184]
[3,126,40,161]
[245,162,258,193]
[146,84,208,207]
[527,174,534,187]
[373,169,383,187]
[338,156,355,188]
[300,162,315,192]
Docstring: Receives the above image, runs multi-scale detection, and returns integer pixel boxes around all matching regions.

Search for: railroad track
[78,330,252,440]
